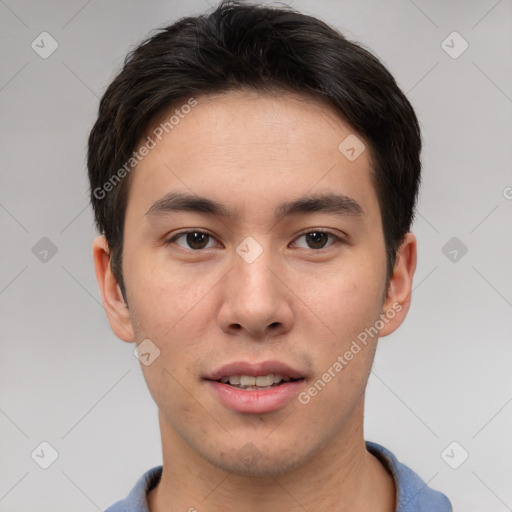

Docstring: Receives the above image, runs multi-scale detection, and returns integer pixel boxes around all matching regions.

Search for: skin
[93,89,417,512]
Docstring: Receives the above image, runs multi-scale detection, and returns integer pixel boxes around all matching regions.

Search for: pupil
[307,232,327,249]
[187,232,208,249]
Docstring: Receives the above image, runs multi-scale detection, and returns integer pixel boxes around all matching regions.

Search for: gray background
[1,0,511,510]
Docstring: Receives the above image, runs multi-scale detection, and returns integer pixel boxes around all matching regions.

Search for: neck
[148,401,395,512]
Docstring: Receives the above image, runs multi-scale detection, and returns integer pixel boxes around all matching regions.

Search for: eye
[166,230,220,250]
[291,230,341,250]
[165,229,342,252]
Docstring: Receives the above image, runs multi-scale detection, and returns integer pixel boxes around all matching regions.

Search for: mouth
[204,361,306,413]
[213,374,303,390]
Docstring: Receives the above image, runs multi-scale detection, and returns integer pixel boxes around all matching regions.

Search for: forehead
[125,89,378,222]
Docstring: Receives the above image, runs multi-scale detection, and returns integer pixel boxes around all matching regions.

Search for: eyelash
[164,229,343,251]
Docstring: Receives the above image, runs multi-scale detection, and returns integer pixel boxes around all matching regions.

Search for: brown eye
[168,231,218,250]
[293,231,340,250]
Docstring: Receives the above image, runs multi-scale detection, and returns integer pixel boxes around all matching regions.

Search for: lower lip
[206,380,304,414]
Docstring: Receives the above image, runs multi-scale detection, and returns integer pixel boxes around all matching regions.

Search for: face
[94,89,416,477]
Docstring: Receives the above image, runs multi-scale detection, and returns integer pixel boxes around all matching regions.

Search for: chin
[198,441,311,478]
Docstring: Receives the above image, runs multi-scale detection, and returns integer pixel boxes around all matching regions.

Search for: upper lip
[205,360,305,381]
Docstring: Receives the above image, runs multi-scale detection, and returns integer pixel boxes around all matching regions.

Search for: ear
[378,232,417,338]
[92,235,135,343]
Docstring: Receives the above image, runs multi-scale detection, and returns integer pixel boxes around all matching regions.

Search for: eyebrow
[145,191,364,222]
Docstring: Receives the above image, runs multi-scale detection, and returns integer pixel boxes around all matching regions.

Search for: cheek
[126,262,221,401]
[302,256,385,335]
[296,258,385,408]
[126,254,220,342]
[297,270,382,418]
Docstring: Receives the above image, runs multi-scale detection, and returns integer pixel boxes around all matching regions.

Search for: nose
[217,242,294,340]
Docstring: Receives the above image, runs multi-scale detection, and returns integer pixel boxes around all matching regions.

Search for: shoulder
[365,441,452,512]
[103,465,163,512]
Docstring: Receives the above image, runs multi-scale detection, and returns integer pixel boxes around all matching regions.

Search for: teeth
[239,376,256,386]
[219,374,292,388]
[255,375,273,386]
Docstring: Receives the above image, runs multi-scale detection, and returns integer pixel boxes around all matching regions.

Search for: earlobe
[378,232,417,338]
[92,235,135,343]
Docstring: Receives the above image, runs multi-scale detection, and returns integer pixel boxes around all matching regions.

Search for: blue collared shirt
[104,441,452,511]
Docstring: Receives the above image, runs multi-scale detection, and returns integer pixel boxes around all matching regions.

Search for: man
[89,1,452,510]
